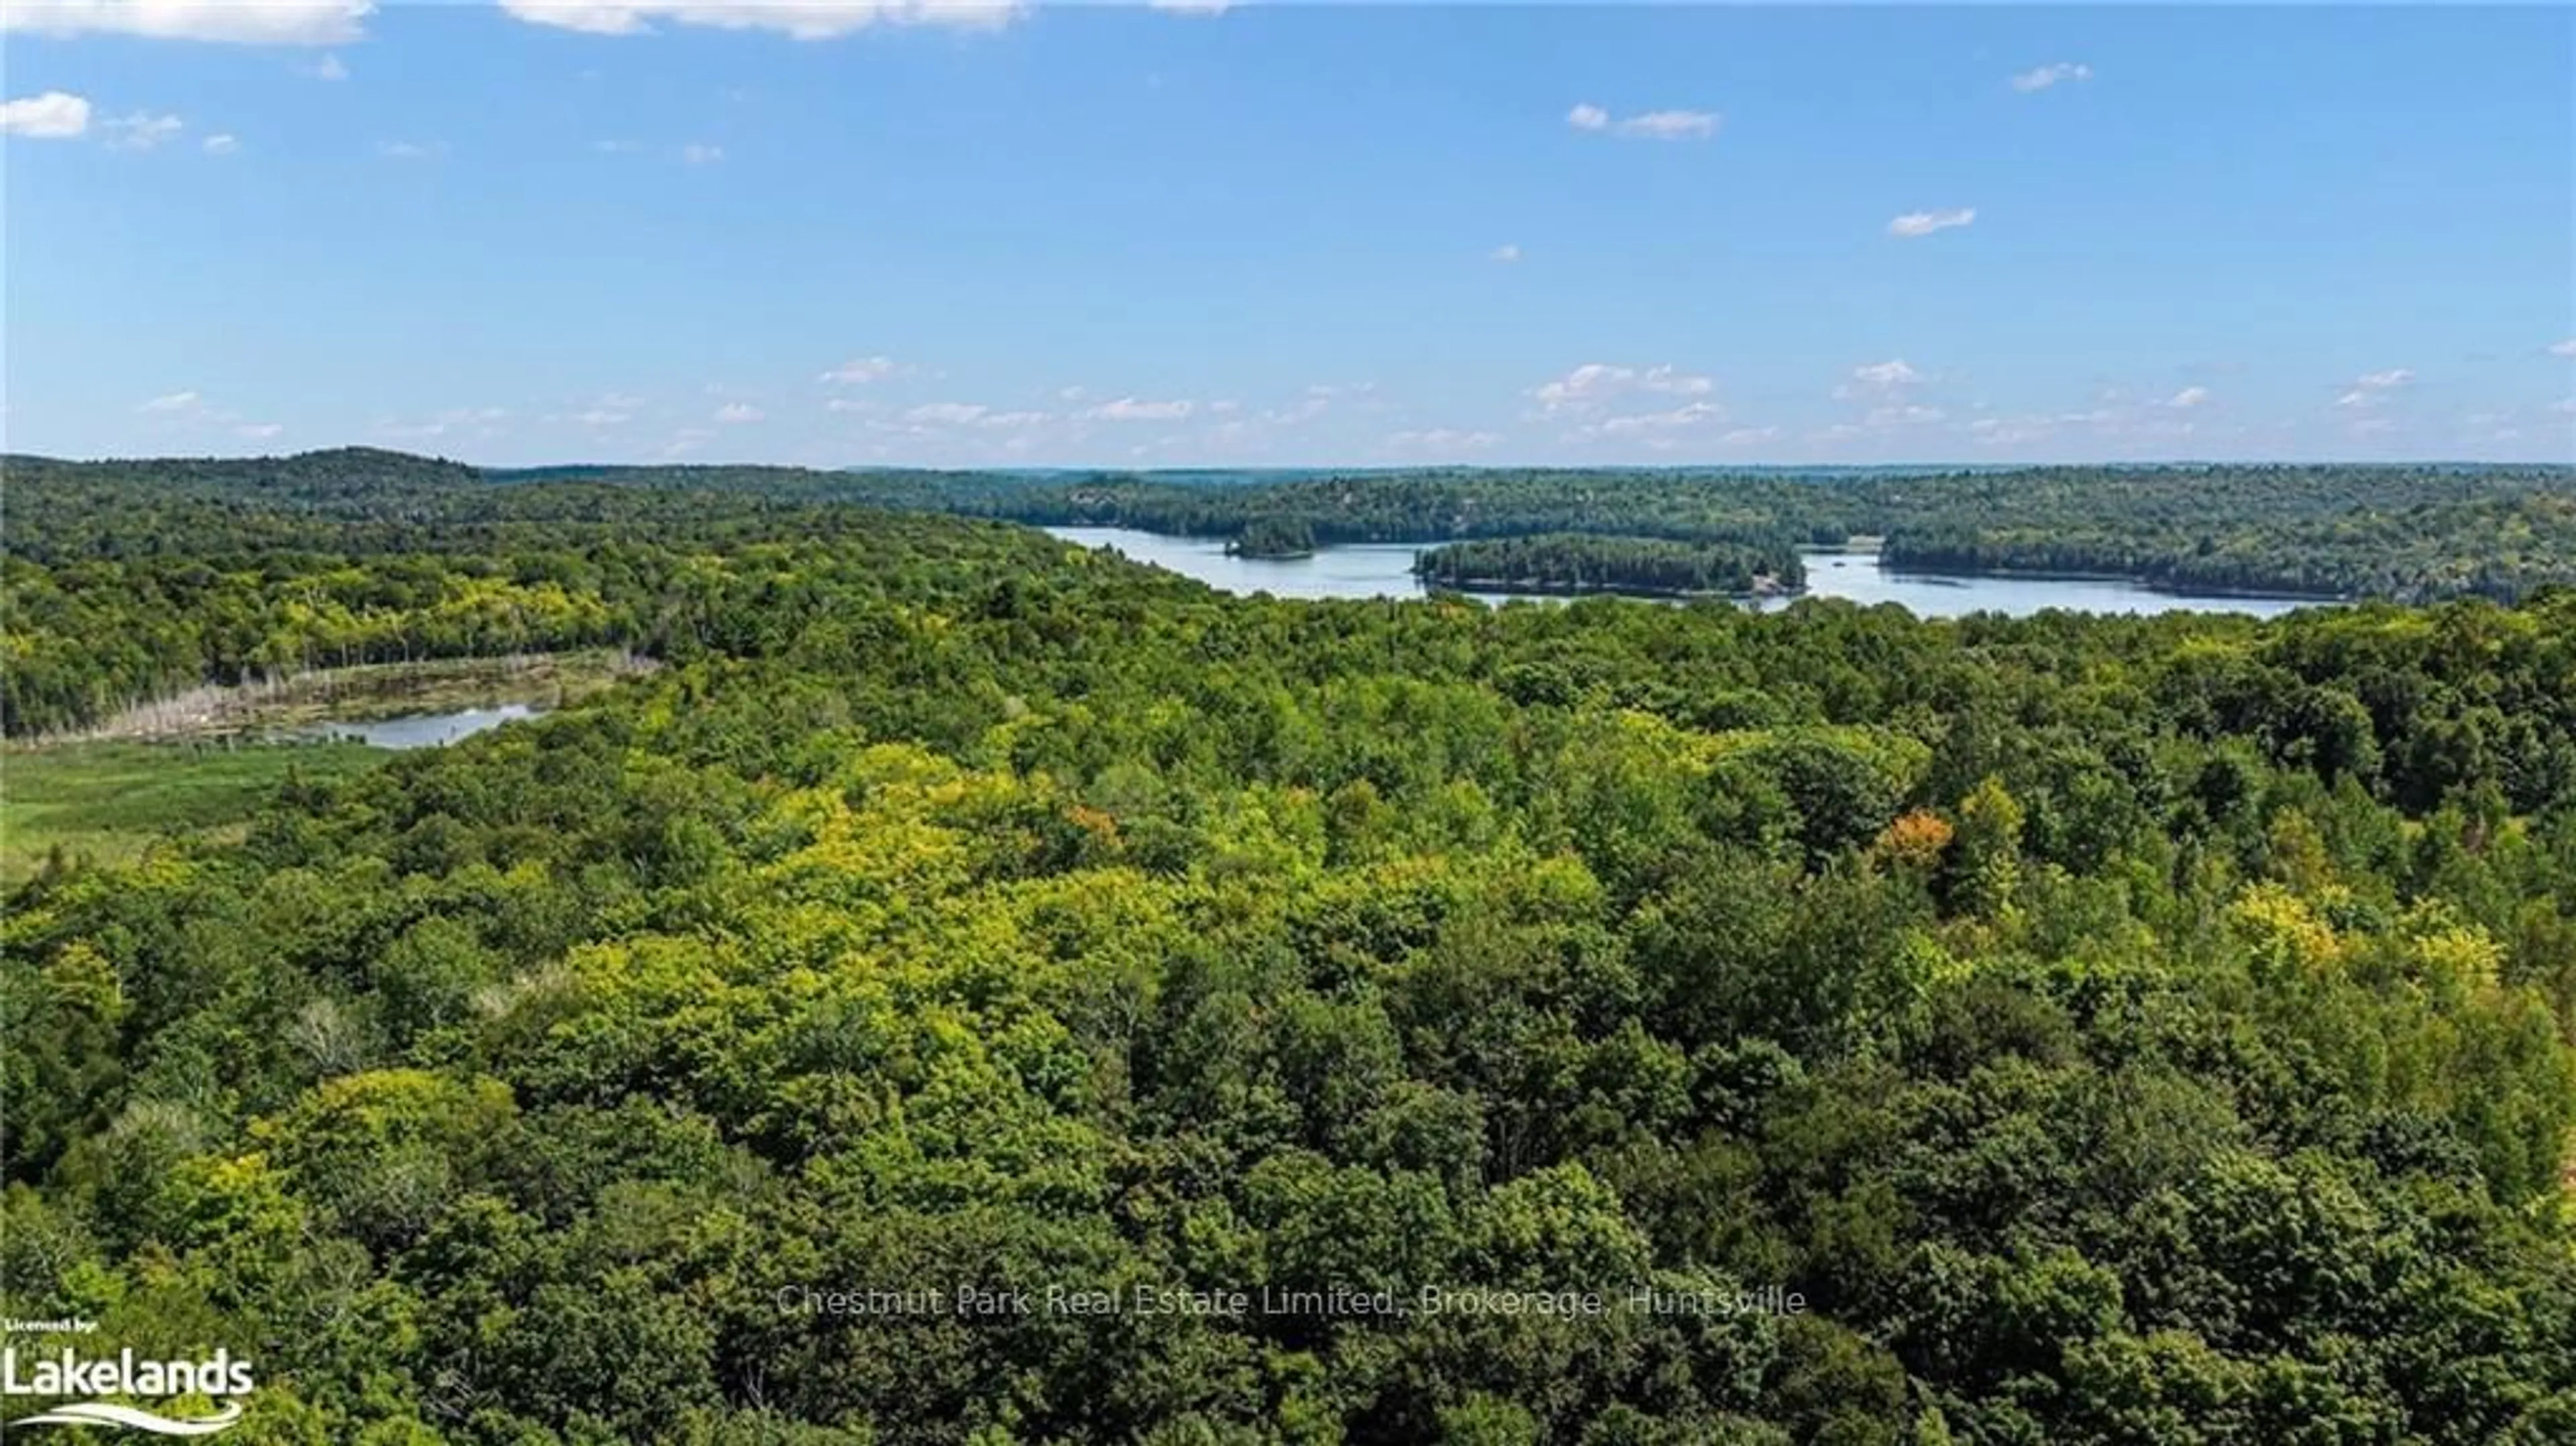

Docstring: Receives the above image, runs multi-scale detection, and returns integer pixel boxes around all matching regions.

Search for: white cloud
[1719,426,1781,445]
[1532,364,1631,409]
[1489,243,1521,264]
[1567,102,1719,141]
[201,131,237,154]
[818,355,910,384]
[1615,109,1720,141]
[1088,397,1194,422]
[1845,359,1923,391]
[573,408,631,427]
[977,410,1049,429]
[1,91,91,138]
[1638,365,1713,396]
[2010,62,2092,93]
[905,402,988,425]
[378,140,441,160]
[498,1,1024,40]
[1147,0,1230,13]
[2,1,371,45]
[305,52,348,80]
[1385,428,1499,452]
[2165,386,2210,408]
[139,390,201,413]
[1865,404,1947,427]
[680,142,723,164]
[101,111,184,150]
[1530,362,1714,412]
[1597,402,1724,434]
[1888,208,1975,238]
[2335,369,2414,408]
[714,402,763,423]
[1056,385,1090,402]
[2549,398,2576,417]
[2551,339,2576,359]
[235,422,284,440]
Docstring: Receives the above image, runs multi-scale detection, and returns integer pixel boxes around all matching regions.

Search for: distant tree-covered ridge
[5,449,2573,736]
[1415,533,1804,596]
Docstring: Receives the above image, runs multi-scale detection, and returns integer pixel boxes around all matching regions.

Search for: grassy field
[1,741,386,885]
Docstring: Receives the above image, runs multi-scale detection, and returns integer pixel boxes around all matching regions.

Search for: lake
[288,704,539,750]
[1045,526,2321,620]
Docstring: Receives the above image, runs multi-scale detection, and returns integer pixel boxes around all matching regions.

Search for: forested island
[1413,533,1803,598]
[4,447,2575,1443]
[1224,516,1318,559]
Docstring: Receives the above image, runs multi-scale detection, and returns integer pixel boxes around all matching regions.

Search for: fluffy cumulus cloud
[1087,397,1194,423]
[101,111,184,150]
[818,355,911,385]
[2,1,371,44]
[1888,208,1975,238]
[1529,363,1714,412]
[2011,62,2092,93]
[1595,402,1725,435]
[1,91,91,138]
[714,402,763,423]
[2165,386,2211,408]
[1566,102,1720,141]
[1847,359,1923,390]
[2335,369,2414,408]
[498,1,1023,40]
[1489,243,1521,264]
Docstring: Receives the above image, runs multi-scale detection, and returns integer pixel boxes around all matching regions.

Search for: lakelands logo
[2,1347,254,1436]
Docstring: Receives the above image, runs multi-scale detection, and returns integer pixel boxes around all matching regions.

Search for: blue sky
[4,2,2571,467]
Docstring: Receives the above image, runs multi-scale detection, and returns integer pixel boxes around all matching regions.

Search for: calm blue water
[1044,527,2319,620]
[290,704,539,750]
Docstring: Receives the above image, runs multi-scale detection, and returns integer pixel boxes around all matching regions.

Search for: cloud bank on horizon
[3,1,2571,467]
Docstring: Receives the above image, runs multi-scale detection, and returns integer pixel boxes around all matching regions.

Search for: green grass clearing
[1,740,386,886]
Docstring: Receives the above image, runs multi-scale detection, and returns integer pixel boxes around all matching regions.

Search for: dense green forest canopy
[1413,534,1805,598]
[5,451,2576,1443]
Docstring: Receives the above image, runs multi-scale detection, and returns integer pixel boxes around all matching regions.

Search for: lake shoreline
[9,649,654,750]
[1046,526,2320,618]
